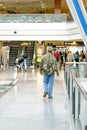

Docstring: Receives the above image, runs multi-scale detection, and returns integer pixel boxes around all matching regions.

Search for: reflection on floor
[0,68,75,130]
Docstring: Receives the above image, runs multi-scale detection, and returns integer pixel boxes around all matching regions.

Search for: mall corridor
[0,67,75,130]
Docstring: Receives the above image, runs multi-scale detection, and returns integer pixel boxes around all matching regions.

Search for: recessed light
[0,4,3,6]
[41,3,44,6]
[3,6,6,9]
[42,6,44,8]
[40,1,43,4]
[16,0,19,2]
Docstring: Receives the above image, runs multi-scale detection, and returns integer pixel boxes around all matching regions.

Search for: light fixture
[40,1,43,4]
[3,6,6,9]
[42,6,44,8]
[0,4,3,6]
[16,0,19,2]
[73,41,76,45]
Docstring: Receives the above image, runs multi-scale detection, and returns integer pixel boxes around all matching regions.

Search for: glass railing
[0,14,68,23]
[64,62,87,130]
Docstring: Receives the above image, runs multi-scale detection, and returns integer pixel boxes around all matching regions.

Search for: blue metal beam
[72,0,87,36]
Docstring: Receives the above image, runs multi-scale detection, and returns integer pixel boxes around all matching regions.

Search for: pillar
[54,0,61,14]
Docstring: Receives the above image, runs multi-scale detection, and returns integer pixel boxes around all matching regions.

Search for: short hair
[47,47,53,53]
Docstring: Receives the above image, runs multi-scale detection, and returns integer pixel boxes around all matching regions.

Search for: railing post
[72,87,75,118]
[75,86,80,119]
[68,74,70,98]
[64,67,67,85]
[85,126,87,130]
[66,69,69,89]
[70,74,73,98]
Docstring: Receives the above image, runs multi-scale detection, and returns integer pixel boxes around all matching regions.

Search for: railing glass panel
[0,14,67,23]
[64,62,87,130]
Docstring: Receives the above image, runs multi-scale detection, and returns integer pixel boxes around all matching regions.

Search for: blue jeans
[43,74,54,97]
[24,59,27,69]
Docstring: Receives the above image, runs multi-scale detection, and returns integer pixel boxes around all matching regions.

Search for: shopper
[18,55,24,70]
[39,47,59,99]
[53,49,60,62]
[14,56,20,70]
[85,49,87,62]
[67,51,74,62]
[22,54,28,70]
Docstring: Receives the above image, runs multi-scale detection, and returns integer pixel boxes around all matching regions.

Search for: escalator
[9,46,19,66]
[9,43,34,67]
[25,43,34,67]
[66,0,87,47]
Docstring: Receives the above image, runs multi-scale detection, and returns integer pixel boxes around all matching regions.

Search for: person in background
[14,56,20,70]
[59,51,64,70]
[19,55,24,70]
[64,50,67,62]
[53,49,60,62]
[74,51,79,62]
[67,51,74,62]
[85,49,87,62]
[80,50,85,62]
[22,54,28,70]
[53,49,60,71]
[39,47,59,99]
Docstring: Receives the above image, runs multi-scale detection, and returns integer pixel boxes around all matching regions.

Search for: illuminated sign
[21,42,29,46]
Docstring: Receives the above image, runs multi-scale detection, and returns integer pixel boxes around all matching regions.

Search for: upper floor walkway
[0,14,81,41]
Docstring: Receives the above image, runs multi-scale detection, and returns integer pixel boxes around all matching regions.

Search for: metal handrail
[65,61,87,65]
[65,62,87,98]
[64,62,87,120]
[70,69,87,100]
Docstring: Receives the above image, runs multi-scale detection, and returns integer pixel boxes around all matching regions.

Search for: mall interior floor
[0,67,75,130]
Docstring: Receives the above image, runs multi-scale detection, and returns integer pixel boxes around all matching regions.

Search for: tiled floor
[0,68,74,130]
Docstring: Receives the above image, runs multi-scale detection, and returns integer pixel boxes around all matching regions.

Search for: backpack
[54,51,60,59]
[43,55,57,75]
[18,57,24,63]
[43,63,54,75]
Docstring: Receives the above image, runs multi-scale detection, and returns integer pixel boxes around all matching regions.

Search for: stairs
[25,45,34,67]
[9,43,34,67]
[9,46,19,66]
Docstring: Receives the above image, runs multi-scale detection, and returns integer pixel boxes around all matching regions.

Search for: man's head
[47,47,53,53]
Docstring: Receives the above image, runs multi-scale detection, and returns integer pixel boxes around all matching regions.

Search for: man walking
[39,47,59,99]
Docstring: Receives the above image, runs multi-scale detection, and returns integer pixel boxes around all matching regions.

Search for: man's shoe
[43,92,48,97]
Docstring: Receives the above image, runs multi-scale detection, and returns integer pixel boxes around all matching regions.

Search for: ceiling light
[3,6,6,9]
[42,6,44,8]
[0,4,3,6]
[41,3,44,8]
[41,3,44,6]
[16,0,19,2]
[40,1,43,4]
